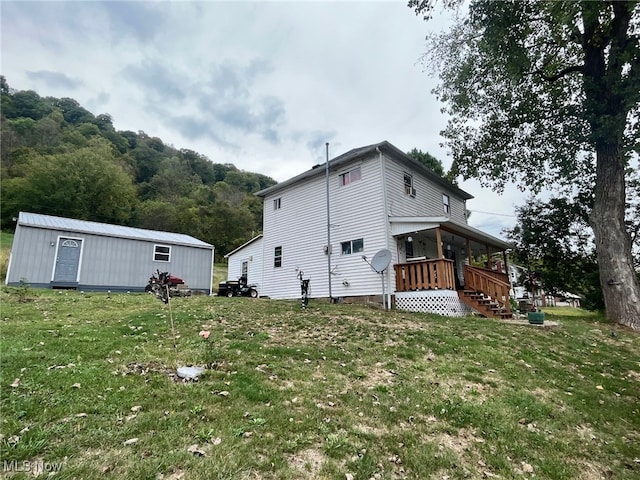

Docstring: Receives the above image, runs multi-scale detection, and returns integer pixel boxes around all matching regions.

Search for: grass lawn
[0,232,13,282]
[1,288,638,479]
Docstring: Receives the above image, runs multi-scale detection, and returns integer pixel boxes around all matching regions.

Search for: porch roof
[389,216,512,251]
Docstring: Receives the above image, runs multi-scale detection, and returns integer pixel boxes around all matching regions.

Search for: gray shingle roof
[18,212,213,249]
[255,140,473,200]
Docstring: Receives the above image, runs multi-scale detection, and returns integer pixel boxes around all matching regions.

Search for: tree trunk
[590,143,640,329]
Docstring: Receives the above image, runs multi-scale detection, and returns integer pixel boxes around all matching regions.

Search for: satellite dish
[370,249,392,273]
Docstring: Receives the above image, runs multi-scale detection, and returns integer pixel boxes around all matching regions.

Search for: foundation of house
[395,290,474,317]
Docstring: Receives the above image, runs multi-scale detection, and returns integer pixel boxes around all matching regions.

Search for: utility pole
[325,142,332,302]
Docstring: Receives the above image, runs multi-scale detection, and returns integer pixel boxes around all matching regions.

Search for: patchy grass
[542,306,602,319]
[1,287,639,479]
[0,232,13,282]
[213,262,228,293]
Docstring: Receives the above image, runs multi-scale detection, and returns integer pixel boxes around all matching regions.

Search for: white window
[339,166,362,186]
[154,244,171,262]
[273,198,281,210]
[274,246,282,268]
[341,238,364,255]
[443,194,450,214]
[404,173,415,197]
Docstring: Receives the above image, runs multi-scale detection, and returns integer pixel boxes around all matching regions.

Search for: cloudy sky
[1,0,526,239]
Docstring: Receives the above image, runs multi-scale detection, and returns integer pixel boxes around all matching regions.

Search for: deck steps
[458,290,513,319]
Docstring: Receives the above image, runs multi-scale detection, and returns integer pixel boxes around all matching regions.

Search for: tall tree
[406,148,445,176]
[410,0,640,328]
[1,137,137,226]
[505,198,604,310]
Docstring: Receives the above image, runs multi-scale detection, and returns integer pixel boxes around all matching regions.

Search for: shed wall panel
[7,225,213,292]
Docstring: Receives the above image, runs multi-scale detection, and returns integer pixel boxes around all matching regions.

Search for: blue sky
[1,0,525,238]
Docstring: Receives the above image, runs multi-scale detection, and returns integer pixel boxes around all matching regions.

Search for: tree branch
[535,64,584,82]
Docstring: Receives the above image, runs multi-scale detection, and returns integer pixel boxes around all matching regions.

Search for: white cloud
[1,0,525,239]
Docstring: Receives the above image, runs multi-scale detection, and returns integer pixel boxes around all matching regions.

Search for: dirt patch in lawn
[288,447,325,477]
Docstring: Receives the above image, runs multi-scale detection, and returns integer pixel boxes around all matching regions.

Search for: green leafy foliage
[406,148,445,176]
[505,198,604,310]
[410,1,640,327]
[0,77,276,260]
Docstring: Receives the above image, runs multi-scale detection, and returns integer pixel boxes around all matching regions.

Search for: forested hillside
[0,77,276,259]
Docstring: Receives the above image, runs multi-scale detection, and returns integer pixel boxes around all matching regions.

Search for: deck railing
[464,265,512,313]
[394,259,455,292]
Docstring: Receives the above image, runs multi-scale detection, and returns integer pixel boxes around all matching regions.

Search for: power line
[468,209,517,218]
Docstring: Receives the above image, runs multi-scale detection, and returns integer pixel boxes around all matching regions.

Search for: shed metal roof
[17,212,213,249]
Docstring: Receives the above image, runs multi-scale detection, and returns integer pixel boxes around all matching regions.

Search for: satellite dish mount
[362,249,392,310]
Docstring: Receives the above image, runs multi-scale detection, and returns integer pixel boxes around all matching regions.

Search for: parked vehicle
[218,276,258,298]
[145,270,191,303]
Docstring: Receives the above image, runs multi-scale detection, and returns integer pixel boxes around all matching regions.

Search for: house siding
[227,142,502,303]
[384,160,467,223]
[260,153,391,300]
[7,222,213,293]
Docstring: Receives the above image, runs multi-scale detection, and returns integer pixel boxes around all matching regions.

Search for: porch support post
[466,238,472,265]
[436,228,444,258]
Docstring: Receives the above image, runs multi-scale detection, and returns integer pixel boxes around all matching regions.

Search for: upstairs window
[404,173,415,197]
[443,194,450,215]
[339,166,362,186]
[341,238,364,255]
[154,245,171,262]
[274,246,282,268]
[273,198,281,210]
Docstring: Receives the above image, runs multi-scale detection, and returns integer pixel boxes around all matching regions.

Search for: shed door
[54,238,82,282]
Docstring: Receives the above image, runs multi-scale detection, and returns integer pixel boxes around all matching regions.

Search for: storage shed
[6,212,214,293]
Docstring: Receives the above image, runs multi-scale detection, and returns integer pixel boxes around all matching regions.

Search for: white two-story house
[225,141,513,318]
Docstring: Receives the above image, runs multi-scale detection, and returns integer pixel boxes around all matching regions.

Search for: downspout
[376,146,391,310]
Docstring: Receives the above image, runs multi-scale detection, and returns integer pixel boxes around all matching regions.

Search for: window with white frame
[404,173,415,197]
[274,246,282,268]
[443,194,450,214]
[273,197,281,210]
[341,238,364,255]
[154,244,171,262]
[339,166,362,186]
[242,261,248,278]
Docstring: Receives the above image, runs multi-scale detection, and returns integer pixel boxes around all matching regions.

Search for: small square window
[339,166,362,186]
[273,198,281,210]
[154,245,171,262]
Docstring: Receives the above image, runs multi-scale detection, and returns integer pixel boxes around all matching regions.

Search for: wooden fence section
[394,259,455,292]
[464,265,512,313]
